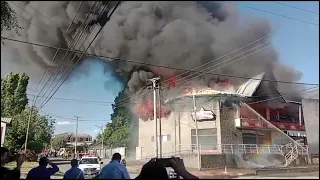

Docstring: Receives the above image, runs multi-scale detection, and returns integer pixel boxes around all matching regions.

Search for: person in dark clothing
[1,147,24,179]
[136,157,199,179]
[63,159,84,179]
[26,156,59,179]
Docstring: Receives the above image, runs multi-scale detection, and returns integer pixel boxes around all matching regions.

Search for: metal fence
[137,143,309,160]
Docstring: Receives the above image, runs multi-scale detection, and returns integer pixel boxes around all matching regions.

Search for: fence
[90,147,126,159]
[136,143,309,160]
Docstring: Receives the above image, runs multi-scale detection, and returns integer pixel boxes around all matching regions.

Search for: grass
[6,161,38,169]
[5,161,64,176]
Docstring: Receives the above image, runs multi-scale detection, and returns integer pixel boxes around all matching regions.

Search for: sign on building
[191,108,216,121]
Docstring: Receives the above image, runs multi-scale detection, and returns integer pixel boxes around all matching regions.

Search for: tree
[1,73,29,117]
[100,89,139,149]
[4,107,55,150]
[51,137,66,151]
[1,1,22,42]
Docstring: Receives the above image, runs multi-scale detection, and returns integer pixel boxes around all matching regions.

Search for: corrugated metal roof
[236,72,265,96]
[302,99,319,155]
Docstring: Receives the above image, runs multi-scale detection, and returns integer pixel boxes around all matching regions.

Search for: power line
[38,1,122,109]
[36,1,110,108]
[2,36,317,87]
[26,3,57,24]
[40,110,109,122]
[41,86,318,122]
[272,1,319,15]
[115,42,270,108]
[35,1,102,107]
[9,1,50,28]
[226,1,319,26]
[114,34,271,107]
[35,1,84,90]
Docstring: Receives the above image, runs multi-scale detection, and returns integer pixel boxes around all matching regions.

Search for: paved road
[43,158,320,179]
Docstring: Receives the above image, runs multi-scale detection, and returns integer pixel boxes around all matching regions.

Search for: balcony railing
[235,118,305,131]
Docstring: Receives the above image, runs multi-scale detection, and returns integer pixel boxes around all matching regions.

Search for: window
[191,128,217,149]
[151,135,171,142]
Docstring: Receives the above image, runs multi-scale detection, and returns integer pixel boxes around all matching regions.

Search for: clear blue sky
[26,1,318,138]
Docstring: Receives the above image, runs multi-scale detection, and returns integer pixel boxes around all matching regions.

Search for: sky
[3,1,319,138]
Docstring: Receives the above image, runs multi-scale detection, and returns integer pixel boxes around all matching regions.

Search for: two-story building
[136,72,317,168]
[54,132,93,147]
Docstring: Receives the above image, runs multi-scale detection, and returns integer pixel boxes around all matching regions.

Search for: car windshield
[81,158,99,164]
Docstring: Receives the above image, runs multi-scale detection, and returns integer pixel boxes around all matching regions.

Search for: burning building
[2,1,317,167]
[136,72,317,168]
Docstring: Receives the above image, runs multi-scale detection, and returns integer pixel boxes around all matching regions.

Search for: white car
[79,156,103,176]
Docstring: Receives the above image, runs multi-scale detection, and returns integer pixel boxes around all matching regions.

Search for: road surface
[26,158,318,179]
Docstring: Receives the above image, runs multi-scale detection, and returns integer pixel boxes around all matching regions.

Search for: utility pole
[147,77,160,158]
[95,125,104,158]
[74,116,80,158]
[192,94,201,171]
[24,96,37,152]
[157,85,164,158]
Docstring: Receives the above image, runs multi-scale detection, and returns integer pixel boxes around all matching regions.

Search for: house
[1,117,12,147]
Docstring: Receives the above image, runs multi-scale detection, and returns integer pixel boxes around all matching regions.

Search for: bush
[21,149,37,162]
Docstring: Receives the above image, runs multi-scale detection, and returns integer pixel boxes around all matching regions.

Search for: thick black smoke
[1,1,302,101]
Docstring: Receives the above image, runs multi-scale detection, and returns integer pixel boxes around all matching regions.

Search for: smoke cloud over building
[2,1,303,106]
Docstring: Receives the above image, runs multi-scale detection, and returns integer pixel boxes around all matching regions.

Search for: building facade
[136,72,314,167]
[1,118,12,147]
[54,132,93,147]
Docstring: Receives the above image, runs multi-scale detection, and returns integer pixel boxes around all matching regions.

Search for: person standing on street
[26,157,59,179]
[100,153,130,179]
[63,159,84,179]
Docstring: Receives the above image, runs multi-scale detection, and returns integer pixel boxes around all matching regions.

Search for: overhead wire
[38,1,122,109]
[35,1,84,90]
[8,1,51,28]
[40,86,318,122]
[34,1,101,106]
[113,34,271,107]
[272,1,319,15]
[225,1,319,26]
[37,1,109,108]
[2,36,318,87]
[4,35,317,109]
[114,41,271,108]
[26,83,318,106]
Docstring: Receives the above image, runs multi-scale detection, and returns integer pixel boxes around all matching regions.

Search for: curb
[193,172,256,178]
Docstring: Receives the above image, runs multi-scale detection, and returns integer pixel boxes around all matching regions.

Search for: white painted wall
[1,122,7,147]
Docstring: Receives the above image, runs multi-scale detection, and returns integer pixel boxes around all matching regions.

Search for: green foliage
[1,73,54,151]
[1,1,22,42]
[51,137,66,151]
[23,149,37,162]
[27,141,44,154]
[1,73,29,117]
[100,89,138,148]
[4,107,55,150]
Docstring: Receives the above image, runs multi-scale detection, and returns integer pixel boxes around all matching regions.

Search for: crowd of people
[1,147,198,179]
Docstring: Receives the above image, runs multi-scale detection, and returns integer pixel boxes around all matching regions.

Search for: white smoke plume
[1,1,303,101]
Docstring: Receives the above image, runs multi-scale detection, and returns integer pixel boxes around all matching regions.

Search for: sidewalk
[189,168,256,178]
